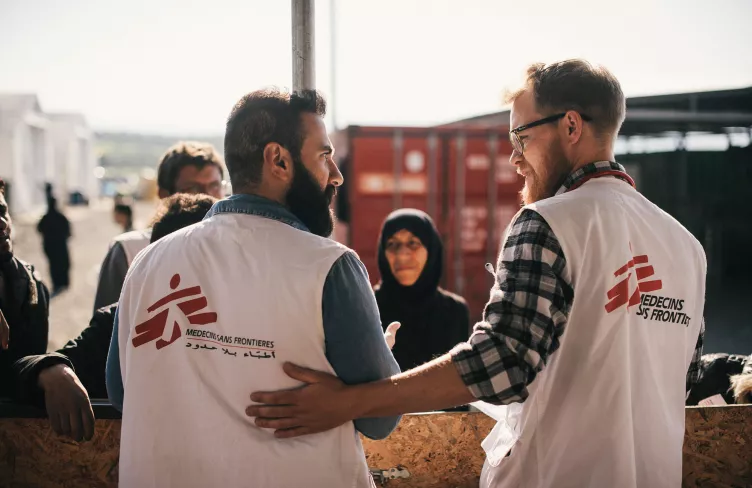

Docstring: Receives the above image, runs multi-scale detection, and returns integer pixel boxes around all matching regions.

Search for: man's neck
[238,188,286,207]
[571,149,616,174]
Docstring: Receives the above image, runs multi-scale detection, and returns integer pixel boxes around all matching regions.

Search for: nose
[328,159,344,187]
[394,252,410,267]
[395,245,415,260]
[510,148,524,167]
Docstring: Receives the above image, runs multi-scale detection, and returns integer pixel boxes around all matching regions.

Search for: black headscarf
[376,209,442,304]
[375,209,469,372]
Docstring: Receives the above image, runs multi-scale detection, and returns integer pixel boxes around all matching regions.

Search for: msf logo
[132,273,218,350]
[605,247,663,314]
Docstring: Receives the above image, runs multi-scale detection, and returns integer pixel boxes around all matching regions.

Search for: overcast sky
[1,0,750,135]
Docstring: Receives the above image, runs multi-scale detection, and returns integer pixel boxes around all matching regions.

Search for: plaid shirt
[451,161,705,404]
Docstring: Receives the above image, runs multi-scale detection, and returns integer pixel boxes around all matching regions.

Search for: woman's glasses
[385,239,424,254]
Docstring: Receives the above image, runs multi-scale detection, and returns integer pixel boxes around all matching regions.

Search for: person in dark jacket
[12,193,217,441]
[374,209,470,372]
[37,196,71,295]
[0,179,50,398]
[113,203,134,233]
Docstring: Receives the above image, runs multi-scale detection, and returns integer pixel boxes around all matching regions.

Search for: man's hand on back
[38,364,95,442]
[247,354,476,439]
[246,362,360,439]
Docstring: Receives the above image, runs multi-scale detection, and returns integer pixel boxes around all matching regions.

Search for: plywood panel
[1,407,750,487]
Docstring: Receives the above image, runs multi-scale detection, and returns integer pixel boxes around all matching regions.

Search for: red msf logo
[132,273,218,350]
[605,248,663,313]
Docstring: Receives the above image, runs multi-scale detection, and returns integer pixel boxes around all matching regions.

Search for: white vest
[481,177,706,488]
[117,213,373,488]
[114,229,152,266]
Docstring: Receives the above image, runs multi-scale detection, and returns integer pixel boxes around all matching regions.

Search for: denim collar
[204,194,309,233]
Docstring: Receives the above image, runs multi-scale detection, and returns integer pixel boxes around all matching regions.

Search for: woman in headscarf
[375,209,470,372]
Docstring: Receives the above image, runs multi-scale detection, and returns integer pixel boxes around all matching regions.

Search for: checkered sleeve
[451,209,574,405]
[686,318,705,394]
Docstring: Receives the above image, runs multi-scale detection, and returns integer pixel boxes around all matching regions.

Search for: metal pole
[392,129,404,210]
[329,0,337,129]
[486,133,499,268]
[427,132,438,219]
[454,134,466,295]
[292,0,315,91]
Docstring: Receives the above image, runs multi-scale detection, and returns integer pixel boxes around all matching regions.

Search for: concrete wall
[0,407,749,487]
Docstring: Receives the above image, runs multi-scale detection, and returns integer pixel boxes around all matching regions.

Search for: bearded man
[106,89,400,488]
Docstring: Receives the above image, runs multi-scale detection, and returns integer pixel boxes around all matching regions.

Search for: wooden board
[683,406,752,487]
[0,418,120,488]
[1,407,750,487]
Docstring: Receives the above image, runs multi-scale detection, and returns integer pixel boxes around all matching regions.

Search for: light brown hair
[506,59,626,137]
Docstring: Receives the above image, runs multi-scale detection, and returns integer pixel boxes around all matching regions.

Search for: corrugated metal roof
[437,86,752,135]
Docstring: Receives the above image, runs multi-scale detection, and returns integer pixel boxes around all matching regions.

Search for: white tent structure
[0,94,53,216]
[47,113,97,203]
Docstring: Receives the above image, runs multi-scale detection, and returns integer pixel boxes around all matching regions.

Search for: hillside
[95,132,224,169]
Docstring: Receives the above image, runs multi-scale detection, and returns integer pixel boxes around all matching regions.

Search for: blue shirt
[106,194,401,439]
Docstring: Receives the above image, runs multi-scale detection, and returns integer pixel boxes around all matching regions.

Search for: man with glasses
[93,141,226,311]
[246,59,707,488]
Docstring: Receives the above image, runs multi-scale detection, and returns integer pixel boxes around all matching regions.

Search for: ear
[263,143,293,184]
[563,110,585,144]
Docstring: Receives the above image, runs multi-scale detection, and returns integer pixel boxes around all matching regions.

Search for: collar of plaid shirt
[556,161,635,195]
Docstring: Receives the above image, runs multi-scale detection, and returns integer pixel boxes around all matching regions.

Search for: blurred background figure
[113,203,134,233]
[92,141,225,312]
[37,196,71,296]
[375,209,470,371]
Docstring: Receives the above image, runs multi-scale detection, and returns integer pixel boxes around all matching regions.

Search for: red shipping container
[332,126,523,322]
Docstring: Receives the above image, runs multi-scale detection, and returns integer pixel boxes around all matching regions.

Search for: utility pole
[292,0,316,91]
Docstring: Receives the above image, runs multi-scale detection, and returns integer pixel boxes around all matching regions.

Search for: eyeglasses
[385,239,424,254]
[509,112,592,155]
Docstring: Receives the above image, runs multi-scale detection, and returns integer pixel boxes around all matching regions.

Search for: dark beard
[286,158,337,237]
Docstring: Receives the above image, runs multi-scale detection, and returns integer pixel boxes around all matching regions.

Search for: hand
[384,322,400,350]
[38,364,95,442]
[245,362,358,439]
[0,309,8,350]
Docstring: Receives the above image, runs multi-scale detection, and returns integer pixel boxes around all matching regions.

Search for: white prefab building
[47,113,97,203]
[0,94,53,216]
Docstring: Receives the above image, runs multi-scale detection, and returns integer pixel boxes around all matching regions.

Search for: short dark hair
[224,88,326,191]
[156,141,225,193]
[149,193,218,243]
[114,204,132,219]
[506,59,626,136]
